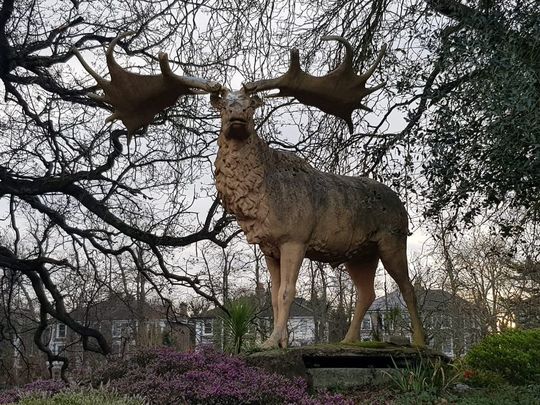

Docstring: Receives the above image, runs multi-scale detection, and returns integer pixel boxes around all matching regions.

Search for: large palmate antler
[72,32,221,138]
[244,36,386,133]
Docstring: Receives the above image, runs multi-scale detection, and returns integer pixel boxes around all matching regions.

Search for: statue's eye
[210,94,224,109]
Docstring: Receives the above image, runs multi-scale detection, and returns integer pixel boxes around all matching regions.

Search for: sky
[0,0,442,309]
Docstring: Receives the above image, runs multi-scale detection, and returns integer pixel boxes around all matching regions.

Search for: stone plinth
[244,342,449,390]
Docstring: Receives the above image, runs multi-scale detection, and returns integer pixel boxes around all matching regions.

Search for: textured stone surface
[212,88,426,348]
[245,343,449,389]
[78,33,426,350]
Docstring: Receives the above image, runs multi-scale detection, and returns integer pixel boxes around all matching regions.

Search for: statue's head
[210,88,263,140]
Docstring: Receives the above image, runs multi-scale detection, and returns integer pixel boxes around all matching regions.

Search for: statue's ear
[250,94,263,108]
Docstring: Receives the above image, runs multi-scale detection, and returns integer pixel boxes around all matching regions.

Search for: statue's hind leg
[265,255,281,331]
[341,254,379,343]
[378,236,425,347]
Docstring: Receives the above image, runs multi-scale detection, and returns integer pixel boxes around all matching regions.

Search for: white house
[192,296,319,348]
[362,286,483,357]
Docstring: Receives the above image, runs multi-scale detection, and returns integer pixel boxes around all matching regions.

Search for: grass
[451,385,540,405]
[336,383,540,404]
[16,389,146,405]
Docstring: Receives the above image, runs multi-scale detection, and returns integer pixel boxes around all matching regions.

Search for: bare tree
[2,0,537,379]
[430,223,524,335]
[0,0,241,378]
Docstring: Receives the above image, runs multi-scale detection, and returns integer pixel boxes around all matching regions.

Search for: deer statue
[73,33,426,348]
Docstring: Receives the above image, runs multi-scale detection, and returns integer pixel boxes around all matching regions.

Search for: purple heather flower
[92,347,352,405]
[0,380,66,404]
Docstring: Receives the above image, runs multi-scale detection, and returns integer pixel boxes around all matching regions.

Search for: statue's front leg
[262,242,304,349]
[261,255,281,349]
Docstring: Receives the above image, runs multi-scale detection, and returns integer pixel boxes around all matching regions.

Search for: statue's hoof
[411,335,426,348]
[259,339,279,350]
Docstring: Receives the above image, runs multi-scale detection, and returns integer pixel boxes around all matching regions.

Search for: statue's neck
[217,131,268,165]
[215,130,268,222]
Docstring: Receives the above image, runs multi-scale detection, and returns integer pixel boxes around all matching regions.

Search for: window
[111,341,122,355]
[361,316,372,331]
[57,323,66,338]
[402,313,411,328]
[440,315,451,329]
[381,313,394,332]
[203,320,213,335]
[112,320,133,338]
[54,343,65,355]
[441,336,453,356]
[112,321,121,338]
[432,314,451,329]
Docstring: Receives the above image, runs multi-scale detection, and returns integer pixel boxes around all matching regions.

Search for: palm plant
[218,299,257,354]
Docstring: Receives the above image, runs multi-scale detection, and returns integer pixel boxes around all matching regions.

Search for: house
[259,297,319,347]
[47,295,193,375]
[510,295,540,329]
[1,307,47,386]
[191,284,321,348]
[361,286,483,357]
[191,310,217,347]
[2,295,195,382]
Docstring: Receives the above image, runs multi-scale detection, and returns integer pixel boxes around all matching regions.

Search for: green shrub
[464,328,540,385]
[454,384,540,404]
[461,369,507,388]
[397,389,449,405]
[385,354,458,401]
[18,389,146,405]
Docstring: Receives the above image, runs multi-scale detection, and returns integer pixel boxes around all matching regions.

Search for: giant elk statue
[73,33,426,348]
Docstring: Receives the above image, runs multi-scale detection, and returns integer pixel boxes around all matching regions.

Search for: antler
[72,32,221,138]
[244,36,386,133]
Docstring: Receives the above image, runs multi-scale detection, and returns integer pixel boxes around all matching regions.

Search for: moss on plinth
[244,342,449,390]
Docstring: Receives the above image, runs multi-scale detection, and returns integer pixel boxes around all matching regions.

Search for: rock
[454,383,471,393]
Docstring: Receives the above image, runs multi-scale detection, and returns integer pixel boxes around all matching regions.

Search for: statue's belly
[259,230,378,265]
[306,236,378,265]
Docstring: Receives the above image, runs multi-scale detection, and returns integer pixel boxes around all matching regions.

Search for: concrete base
[308,367,397,389]
[245,342,449,390]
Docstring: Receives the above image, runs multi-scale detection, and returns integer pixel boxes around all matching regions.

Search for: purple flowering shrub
[95,346,352,405]
[0,390,18,405]
[0,380,66,404]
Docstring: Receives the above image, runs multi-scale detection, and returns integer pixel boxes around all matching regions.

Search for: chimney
[413,277,424,292]
[255,282,265,299]
[179,302,188,318]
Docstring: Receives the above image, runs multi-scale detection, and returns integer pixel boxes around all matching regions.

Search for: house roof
[70,295,167,322]
[0,306,39,327]
[193,297,314,319]
[369,288,476,314]
[259,297,314,318]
